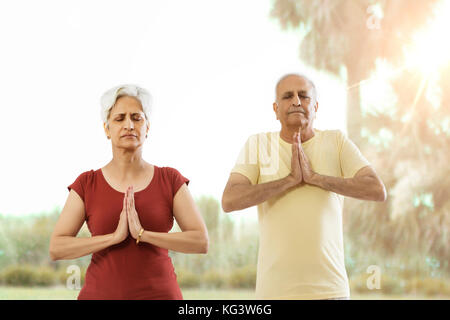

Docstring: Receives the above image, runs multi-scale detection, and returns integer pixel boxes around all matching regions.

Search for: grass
[0,286,448,300]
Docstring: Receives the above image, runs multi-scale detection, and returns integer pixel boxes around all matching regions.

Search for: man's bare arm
[222,173,297,212]
[222,133,303,213]
[309,166,387,201]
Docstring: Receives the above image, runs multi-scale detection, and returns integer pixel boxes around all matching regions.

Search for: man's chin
[286,119,308,128]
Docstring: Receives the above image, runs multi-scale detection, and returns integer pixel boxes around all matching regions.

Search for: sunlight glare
[404,0,450,75]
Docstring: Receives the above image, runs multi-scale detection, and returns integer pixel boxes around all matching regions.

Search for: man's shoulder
[249,130,279,136]
[316,129,346,142]
[243,131,279,142]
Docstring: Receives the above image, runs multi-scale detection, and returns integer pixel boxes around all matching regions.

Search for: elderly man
[222,73,386,300]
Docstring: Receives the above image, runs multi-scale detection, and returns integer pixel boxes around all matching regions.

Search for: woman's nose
[124,117,134,129]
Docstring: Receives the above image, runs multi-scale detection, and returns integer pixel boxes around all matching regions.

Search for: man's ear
[273,102,279,120]
[314,101,319,119]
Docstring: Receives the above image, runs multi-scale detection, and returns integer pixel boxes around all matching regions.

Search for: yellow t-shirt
[231,129,370,300]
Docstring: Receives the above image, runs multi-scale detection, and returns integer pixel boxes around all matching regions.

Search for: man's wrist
[284,174,296,188]
[285,174,301,189]
[308,172,321,187]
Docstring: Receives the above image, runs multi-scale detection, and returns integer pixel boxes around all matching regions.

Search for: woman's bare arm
[49,190,126,260]
[140,184,209,254]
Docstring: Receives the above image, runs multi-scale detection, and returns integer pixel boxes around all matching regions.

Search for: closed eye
[115,117,142,121]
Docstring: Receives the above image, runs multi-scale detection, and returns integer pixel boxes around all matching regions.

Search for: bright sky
[0,0,347,222]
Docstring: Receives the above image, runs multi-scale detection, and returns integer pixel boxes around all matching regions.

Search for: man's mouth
[288,110,306,115]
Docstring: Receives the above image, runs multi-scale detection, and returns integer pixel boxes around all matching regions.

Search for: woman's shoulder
[156,166,189,195]
[157,165,189,182]
[157,165,183,178]
[73,169,97,184]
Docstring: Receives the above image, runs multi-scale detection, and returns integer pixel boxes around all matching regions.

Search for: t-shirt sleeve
[168,167,190,197]
[67,171,89,202]
[337,130,371,178]
[230,135,260,185]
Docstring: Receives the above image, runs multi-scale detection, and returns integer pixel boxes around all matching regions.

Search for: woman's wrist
[136,228,145,244]
[108,232,119,245]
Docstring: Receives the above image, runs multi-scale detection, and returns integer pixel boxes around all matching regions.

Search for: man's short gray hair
[100,84,152,126]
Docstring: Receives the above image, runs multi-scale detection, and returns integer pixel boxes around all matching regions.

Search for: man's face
[273,75,318,130]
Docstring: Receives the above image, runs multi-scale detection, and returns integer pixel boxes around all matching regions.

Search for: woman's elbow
[199,233,209,254]
[49,237,63,261]
[49,244,59,261]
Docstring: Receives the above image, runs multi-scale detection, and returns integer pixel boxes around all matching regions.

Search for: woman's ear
[103,122,110,139]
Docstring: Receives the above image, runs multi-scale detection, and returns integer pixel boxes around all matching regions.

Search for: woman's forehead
[111,96,144,114]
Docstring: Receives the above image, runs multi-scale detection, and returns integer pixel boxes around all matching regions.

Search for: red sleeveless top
[67,165,189,300]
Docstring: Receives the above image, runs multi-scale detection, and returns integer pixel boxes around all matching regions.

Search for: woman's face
[104,95,149,149]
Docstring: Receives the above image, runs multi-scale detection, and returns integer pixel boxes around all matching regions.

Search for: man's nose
[293,95,301,106]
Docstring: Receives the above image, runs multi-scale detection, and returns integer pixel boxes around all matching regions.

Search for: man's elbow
[374,184,387,202]
[221,195,234,213]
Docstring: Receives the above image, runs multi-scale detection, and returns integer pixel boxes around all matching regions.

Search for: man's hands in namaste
[112,186,143,245]
[290,130,316,186]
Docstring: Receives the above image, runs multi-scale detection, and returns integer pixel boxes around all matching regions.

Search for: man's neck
[280,126,315,144]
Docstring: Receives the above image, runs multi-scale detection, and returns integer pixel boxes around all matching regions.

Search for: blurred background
[0,0,449,299]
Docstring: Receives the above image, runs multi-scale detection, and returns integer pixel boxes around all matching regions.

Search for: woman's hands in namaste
[126,186,144,240]
[111,186,143,244]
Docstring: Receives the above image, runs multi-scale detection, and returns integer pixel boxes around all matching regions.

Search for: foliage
[175,268,201,288]
[0,197,448,296]
[344,64,450,276]
[169,195,258,275]
[228,265,257,289]
[0,265,56,287]
[202,269,228,289]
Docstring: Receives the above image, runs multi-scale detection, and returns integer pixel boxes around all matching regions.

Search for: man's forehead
[277,75,313,93]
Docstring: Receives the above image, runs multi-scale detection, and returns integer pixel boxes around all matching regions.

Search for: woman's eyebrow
[113,112,144,116]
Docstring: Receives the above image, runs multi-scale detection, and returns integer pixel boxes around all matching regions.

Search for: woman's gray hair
[100,84,152,126]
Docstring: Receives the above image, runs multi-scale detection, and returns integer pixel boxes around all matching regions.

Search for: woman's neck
[106,149,147,179]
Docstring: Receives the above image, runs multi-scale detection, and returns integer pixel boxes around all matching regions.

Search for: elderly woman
[49,84,208,300]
